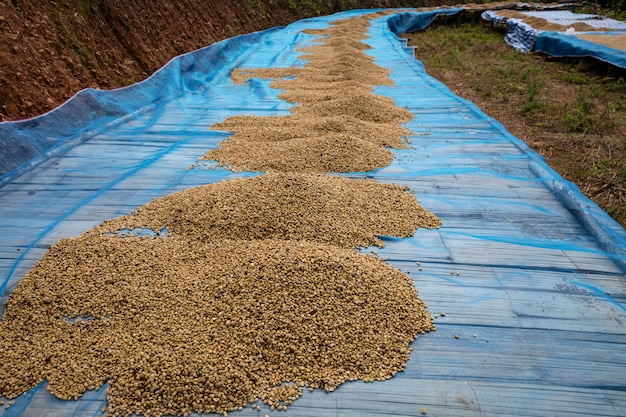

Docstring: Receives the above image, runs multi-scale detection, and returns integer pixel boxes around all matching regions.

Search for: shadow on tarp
[0,27,283,182]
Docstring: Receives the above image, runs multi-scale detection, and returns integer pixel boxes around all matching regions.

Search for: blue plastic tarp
[482,10,539,52]
[0,28,283,180]
[535,31,626,69]
[1,8,626,417]
[481,9,626,68]
[386,8,462,33]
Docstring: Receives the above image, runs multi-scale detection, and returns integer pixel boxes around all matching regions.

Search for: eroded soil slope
[0,0,451,122]
[0,0,294,121]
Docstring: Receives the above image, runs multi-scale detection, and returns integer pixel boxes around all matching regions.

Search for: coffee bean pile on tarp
[577,33,626,52]
[0,11,441,417]
[203,11,414,173]
[0,236,435,417]
[90,173,441,249]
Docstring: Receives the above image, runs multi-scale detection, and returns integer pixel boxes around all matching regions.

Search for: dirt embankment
[0,0,449,122]
[0,0,291,121]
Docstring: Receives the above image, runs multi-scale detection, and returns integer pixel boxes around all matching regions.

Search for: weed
[245,0,263,9]
[70,42,94,68]
[225,25,237,37]
[587,83,602,98]
[340,0,356,8]
[562,71,588,84]
[620,166,626,187]
[565,91,596,132]
[521,67,546,114]
[499,52,520,61]
[285,0,297,11]
[607,77,626,92]
[283,0,324,15]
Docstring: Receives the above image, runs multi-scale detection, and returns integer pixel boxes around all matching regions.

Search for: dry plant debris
[0,10,441,417]
[203,11,413,173]
[0,236,435,417]
[90,173,441,249]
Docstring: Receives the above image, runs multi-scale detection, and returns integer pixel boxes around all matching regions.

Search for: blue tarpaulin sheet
[535,31,626,69]
[482,9,626,69]
[1,8,626,417]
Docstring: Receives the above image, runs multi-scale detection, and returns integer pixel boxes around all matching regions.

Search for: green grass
[404,19,626,228]
[565,90,596,132]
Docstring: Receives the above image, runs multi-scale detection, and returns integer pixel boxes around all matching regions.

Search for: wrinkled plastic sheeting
[504,18,540,52]
[0,8,462,182]
[482,10,539,52]
[0,19,327,296]
[381,11,626,274]
[387,8,462,33]
[1,8,626,417]
[0,9,464,181]
[0,27,283,180]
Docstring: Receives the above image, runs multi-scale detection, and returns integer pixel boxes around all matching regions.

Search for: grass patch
[565,90,596,132]
[404,20,626,229]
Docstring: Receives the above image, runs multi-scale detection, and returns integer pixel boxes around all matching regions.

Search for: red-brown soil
[0,0,454,122]
[0,0,292,121]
